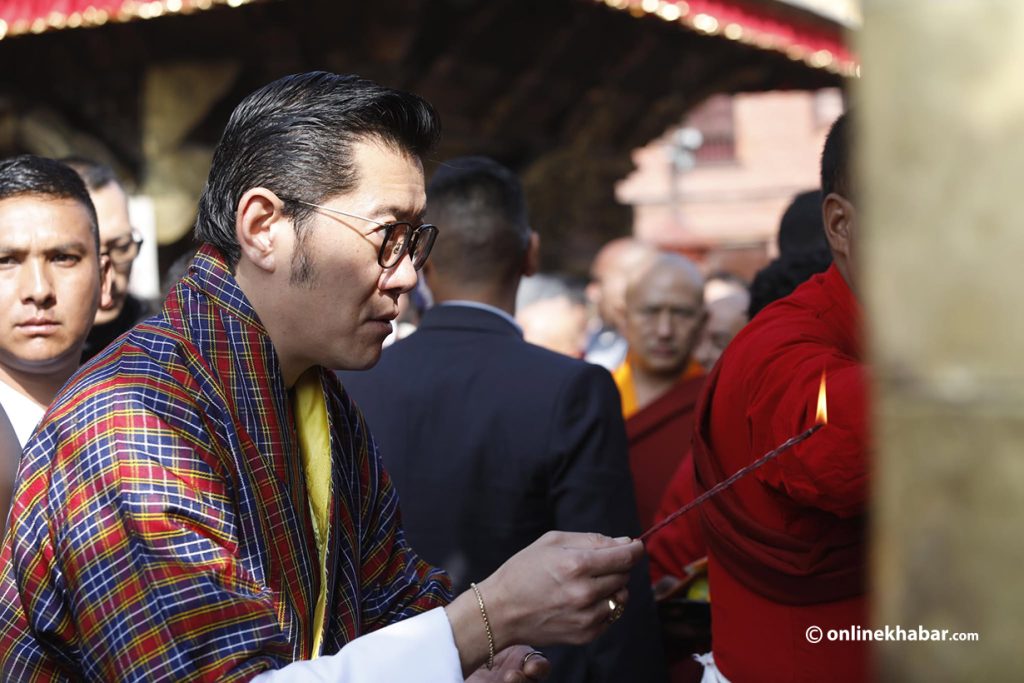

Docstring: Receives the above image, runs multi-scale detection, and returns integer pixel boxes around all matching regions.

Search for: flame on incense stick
[816,370,828,425]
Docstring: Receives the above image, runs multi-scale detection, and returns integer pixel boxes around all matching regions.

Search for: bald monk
[648,273,749,585]
[584,238,658,369]
[692,111,868,683]
[613,253,707,529]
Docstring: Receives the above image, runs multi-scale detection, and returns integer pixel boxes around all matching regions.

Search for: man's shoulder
[520,341,609,377]
[508,348,622,414]
[706,271,855,415]
[727,284,832,362]
[375,315,531,363]
[350,326,612,403]
[24,324,221,488]
[53,321,202,422]
[457,328,608,384]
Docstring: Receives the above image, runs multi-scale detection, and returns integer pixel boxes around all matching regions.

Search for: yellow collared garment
[294,368,332,657]
[612,355,706,420]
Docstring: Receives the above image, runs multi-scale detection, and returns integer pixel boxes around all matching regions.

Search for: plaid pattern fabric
[0,244,451,682]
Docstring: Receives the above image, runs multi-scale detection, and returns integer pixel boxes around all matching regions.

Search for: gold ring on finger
[606,598,625,623]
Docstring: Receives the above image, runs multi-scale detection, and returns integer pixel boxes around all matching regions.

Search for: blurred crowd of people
[0,70,862,683]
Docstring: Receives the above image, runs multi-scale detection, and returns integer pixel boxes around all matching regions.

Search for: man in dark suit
[341,156,667,683]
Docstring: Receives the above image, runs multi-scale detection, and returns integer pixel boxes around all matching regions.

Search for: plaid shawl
[0,244,451,682]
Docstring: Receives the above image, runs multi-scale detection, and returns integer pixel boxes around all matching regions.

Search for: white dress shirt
[0,380,44,448]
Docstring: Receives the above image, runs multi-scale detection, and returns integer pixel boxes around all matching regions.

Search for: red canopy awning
[595,0,858,76]
[1,0,857,78]
[0,0,255,40]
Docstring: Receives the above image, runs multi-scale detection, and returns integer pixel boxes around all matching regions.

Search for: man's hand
[482,531,641,647]
[465,645,550,683]
[445,531,642,676]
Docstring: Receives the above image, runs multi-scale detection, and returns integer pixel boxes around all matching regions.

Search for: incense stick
[639,422,825,543]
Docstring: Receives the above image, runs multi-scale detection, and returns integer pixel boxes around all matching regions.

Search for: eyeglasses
[101,230,144,266]
[291,200,438,271]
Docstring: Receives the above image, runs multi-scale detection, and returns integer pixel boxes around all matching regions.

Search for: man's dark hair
[820,112,849,199]
[61,157,120,193]
[425,156,530,286]
[748,247,832,319]
[778,189,827,256]
[195,71,441,268]
[0,155,99,247]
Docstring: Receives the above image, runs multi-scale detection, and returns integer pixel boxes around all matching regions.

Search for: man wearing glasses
[62,158,152,361]
[0,72,644,682]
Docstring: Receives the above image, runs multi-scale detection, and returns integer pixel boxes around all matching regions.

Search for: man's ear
[522,230,540,277]
[822,192,853,258]
[236,188,287,273]
[98,253,114,311]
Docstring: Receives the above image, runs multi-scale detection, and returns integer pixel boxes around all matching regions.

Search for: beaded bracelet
[469,582,495,670]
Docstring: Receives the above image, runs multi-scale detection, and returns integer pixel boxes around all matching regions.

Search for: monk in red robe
[692,112,869,683]
[647,272,752,586]
[613,252,707,531]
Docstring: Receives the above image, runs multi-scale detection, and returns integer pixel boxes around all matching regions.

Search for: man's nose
[655,310,674,336]
[380,252,418,296]
[20,259,56,306]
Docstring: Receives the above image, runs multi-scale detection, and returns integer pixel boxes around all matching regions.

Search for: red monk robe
[614,358,705,530]
[647,454,706,583]
[693,264,869,683]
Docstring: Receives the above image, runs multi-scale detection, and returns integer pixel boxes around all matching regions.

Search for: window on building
[687,95,736,164]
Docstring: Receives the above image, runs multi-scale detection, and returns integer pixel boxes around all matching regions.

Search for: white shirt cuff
[251,607,462,683]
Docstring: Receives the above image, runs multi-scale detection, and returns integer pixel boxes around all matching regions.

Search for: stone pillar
[863,1,1024,680]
